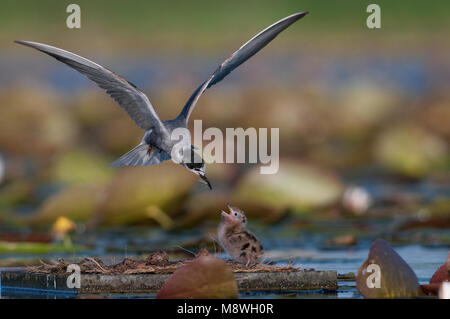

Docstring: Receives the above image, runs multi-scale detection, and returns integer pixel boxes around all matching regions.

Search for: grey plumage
[178,11,308,122]
[110,143,171,167]
[14,40,166,133]
[15,12,308,188]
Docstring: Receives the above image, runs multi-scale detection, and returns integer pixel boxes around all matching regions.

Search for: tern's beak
[200,173,212,190]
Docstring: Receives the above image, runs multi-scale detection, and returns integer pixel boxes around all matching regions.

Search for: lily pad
[52,151,113,185]
[232,160,343,213]
[421,252,450,296]
[156,255,238,299]
[31,183,106,224]
[430,252,450,284]
[374,124,448,178]
[96,165,195,226]
[356,239,422,298]
[334,82,399,136]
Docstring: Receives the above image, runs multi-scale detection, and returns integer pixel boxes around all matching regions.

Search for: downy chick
[218,204,263,266]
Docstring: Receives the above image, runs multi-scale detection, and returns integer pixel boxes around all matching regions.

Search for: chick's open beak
[221,210,233,222]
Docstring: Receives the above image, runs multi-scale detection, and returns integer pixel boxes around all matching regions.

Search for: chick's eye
[234,213,237,216]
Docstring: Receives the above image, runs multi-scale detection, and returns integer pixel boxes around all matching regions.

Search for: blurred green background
[0,1,449,260]
[1,0,450,49]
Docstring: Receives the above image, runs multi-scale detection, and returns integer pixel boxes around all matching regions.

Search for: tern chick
[15,12,308,189]
[218,204,263,266]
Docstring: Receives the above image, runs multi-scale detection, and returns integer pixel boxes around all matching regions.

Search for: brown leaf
[156,255,238,299]
[356,239,422,298]
[421,251,450,296]
[430,252,450,284]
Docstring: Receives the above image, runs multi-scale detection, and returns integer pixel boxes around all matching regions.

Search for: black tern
[15,11,308,189]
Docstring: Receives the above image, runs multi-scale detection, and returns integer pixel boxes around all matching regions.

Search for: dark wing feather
[15,40,165,131]
[178,11,308,122]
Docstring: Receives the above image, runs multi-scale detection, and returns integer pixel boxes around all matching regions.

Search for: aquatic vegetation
[421,252,450,296]
[0,0,448,300]
[332,82,399,137]
[156,255,238,299]
[356,239,422,298]
[232,160,343,213]
[0,241,83,254]
[52,151,114,186]
[31,183,106,224]
[374,124,448,178]
[95,165,195,226]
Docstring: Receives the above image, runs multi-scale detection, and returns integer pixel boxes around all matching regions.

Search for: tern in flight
[16,11,308,189]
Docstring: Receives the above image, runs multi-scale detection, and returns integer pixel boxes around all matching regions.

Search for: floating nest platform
[1,251,338,294]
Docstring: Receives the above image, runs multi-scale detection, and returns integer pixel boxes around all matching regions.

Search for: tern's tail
[111,144,171,167]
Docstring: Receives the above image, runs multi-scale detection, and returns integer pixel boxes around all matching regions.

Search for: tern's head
[221,204,247,226]
[182,149,212,189]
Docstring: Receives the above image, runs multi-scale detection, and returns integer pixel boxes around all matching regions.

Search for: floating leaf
[356,238,422,298]
[421,252,450,296]
[430,252,450,284]
[156,255,238,299]
[31,183,106,224]
[233,160,343,213]
[97,165,195,226]
[334,82,399,135]
[374,124,448,178]
[52,151,113,185]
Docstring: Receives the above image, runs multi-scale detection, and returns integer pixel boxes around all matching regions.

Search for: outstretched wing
[177,11,308,123]
[15,40,165,131]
